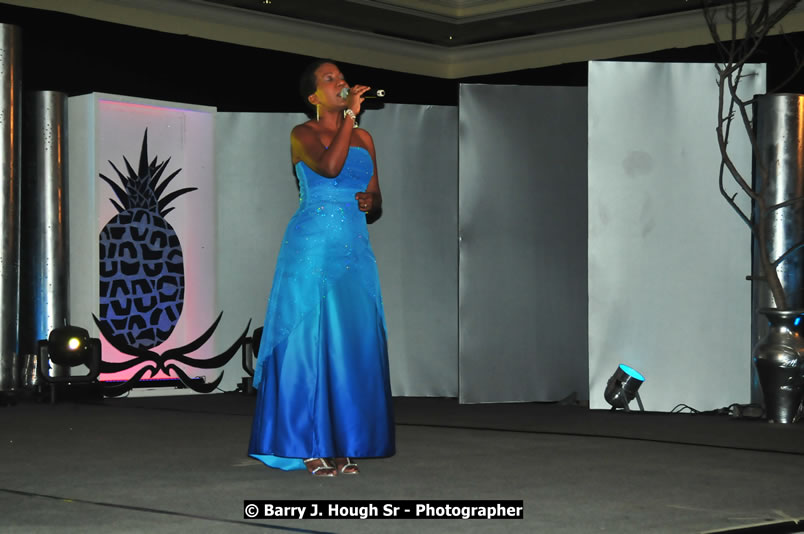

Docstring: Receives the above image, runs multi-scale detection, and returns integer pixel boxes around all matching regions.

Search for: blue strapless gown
[249,146,395,470]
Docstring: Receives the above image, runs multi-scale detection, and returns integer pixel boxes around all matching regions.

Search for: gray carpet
[2,393,803,533]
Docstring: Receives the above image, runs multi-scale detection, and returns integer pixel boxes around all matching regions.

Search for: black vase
[753,309,804,423]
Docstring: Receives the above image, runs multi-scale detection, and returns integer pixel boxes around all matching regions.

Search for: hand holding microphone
[339,87,386,100]
[339,85,384,125]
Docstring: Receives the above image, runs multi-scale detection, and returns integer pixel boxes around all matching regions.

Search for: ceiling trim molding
[5,0,804,78]
[444,5,804,77]
[344,0,595,23]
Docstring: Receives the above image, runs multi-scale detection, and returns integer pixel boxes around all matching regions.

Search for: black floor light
[38,325,102,403]
[239,326,263,395]
[604,364,645,411]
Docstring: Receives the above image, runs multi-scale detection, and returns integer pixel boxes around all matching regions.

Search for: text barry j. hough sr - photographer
[243,500,524,520]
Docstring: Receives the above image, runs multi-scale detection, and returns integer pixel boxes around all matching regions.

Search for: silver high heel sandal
[303,458,336,477]
[339,457,359,475]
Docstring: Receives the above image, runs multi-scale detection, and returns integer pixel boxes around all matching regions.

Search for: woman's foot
[303,458,336,477]
[335,457,359,475]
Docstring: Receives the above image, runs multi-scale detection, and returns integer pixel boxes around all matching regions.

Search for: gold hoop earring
[316,104,319,122]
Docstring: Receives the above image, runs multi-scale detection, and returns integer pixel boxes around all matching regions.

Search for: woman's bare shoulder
[291,121,317,140]
[353,127,374,145]
[353,128,376,152]
[291,122,317,164]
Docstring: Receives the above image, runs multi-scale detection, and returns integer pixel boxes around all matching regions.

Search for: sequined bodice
[295,146,373,209]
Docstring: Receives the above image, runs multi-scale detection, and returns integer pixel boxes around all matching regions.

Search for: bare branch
[727,71,767,183]
[773,239,804,268]
[768,194,804,211]
[717,76,754,228]
[717,66,761,203]
[718,160,754,228]
[704,0,800,309]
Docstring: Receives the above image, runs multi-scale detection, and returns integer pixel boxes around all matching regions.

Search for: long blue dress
[249,146,395,470]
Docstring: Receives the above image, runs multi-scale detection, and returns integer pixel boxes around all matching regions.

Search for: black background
[2,2,803,112]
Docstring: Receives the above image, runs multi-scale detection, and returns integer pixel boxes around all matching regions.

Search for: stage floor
[2,393,803,533]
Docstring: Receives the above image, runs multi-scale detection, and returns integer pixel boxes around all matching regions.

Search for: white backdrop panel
[587,61,765,411]
[459,84,589,404]
[214,105,458,396]
[68,94,217,386]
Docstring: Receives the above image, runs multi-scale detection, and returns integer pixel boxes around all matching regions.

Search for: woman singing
[248,59,395,476]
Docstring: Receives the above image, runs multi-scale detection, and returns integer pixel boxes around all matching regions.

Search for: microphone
[339,87,386,100]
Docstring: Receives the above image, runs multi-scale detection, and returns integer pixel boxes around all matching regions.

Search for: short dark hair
[299,58,338,114]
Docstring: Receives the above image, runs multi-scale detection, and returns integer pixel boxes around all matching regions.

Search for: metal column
[0,24,22,393]
[21,91,69,382]
[752,94,804,401]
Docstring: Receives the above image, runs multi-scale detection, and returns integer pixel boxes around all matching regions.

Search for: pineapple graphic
[98,130,196,349]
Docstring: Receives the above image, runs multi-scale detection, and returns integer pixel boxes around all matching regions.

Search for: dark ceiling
[207,0,724,47]
[1,0,801,112]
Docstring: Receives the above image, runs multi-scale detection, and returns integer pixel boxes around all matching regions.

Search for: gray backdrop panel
[214,105,458,396]
[361,104,458,397]
[587,62,763,411]
[458,84,589,403]
[213,112,303,394]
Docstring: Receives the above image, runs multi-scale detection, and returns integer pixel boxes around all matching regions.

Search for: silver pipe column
[0,25,22,393]
[751,93,804,401]
[21,91,69,381]
[753,94,804,310]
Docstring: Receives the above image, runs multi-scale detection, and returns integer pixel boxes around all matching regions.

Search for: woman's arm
[290,86,368,178]
[290,118,354,178]
[355,129,382,214]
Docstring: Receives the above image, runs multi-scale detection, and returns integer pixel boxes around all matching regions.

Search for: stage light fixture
[46,325,91,366]
[604,364,645,411]
[38,325,102,403]
[239,326,264,394]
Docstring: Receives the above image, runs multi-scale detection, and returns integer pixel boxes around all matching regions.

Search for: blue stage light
[619,364,645,382]
[604,363,645,411]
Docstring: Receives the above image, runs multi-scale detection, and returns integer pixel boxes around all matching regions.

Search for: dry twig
[704,0,803,309]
